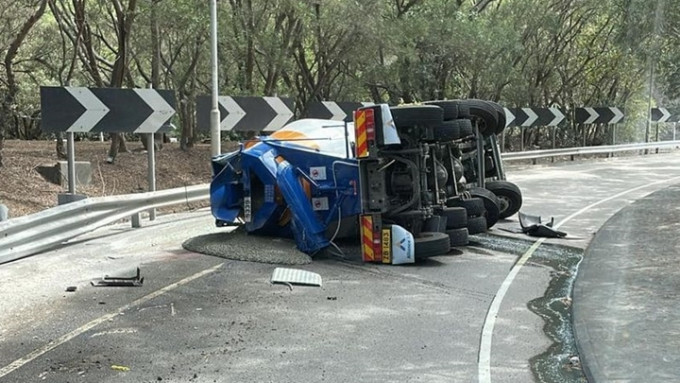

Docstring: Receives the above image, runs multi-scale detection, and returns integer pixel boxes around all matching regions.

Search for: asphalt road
[1,152,680,383]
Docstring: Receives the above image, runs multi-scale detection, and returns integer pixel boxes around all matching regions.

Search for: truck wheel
[390,105,443,128]
[456,100,499,137]
[414,232,451,260]
[467,216,487,235]
[433,121,460,141]
[469,187,501,228]
[442,207,467,229]
[487,101,507,135]
[448,197,485,217]
[486,180,523,219]
[423,100,459,120]
[446,228,469,247]
[456,119,474,138]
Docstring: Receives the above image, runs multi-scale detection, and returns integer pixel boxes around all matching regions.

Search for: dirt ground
[0,139,237,218]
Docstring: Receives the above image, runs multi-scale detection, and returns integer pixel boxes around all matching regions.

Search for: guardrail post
[131,212,141,228]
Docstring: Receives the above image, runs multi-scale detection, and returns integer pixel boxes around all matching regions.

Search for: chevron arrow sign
[574,107,625,124]
[305,101,375,121]
[508,107,565,127]
[196,96,294,132]
[651,108,673,123]
[41,87,176,133]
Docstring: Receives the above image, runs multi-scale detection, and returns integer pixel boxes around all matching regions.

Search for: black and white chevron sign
[574,107,625,124]
[40,86,176,133]
[651,108,680,123]
[196,96,294,132]
[506,107,565,127]
[305,101,374,121]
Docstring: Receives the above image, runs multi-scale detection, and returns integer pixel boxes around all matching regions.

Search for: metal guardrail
[2,140,678,265]
[501,141,680,161]
[0,184,209,264]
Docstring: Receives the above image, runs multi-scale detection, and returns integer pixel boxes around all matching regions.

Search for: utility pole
[210,0,221,156]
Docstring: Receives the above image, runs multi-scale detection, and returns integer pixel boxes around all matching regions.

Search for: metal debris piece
[271,267,322,287]
[91,267,144,287]
[519,212,567,238]
[65,286,77,292]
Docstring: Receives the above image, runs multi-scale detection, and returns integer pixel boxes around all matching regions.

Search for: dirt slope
[0,139,234,218]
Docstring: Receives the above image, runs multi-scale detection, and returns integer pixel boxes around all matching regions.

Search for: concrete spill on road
[473,234,587,383]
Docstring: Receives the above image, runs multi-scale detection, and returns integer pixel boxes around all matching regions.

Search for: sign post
[41,86,176,222]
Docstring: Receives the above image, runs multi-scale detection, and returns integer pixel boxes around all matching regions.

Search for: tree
[0,0,48,167]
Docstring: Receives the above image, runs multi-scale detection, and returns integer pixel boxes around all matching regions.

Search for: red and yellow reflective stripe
[355,110,368,158]
[361,215,374,262]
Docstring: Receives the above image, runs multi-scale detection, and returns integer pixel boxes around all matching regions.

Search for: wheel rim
[496,195,511,213]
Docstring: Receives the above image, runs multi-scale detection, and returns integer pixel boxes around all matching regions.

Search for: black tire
[457,102,471,118]
[467,216,487,235]
[457,100,498,137]
[390,105,443,128]
[423,100,459,120]
[469,187,501,228]
[486,180,523,219]
[433,120,460,141]
[414,232,451,260]
[487,101,506,135]
[446,228,469,247]
[448,197,485,217]
[456,119,474,138]
[442,207,467,229]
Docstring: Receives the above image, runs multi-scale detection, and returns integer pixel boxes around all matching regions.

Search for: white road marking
[171,302,176,316]
[478,176,680,383]
[0,263,223,379]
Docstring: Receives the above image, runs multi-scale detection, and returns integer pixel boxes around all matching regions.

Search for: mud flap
[519,212,567,238]
[389,225,415,265]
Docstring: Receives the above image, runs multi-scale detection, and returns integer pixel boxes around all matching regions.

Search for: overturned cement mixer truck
[209,100,522,265]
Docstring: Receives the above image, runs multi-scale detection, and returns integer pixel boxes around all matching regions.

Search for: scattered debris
[65,286,77,292]
[110,365,130,371]
[327,296,337,301]
[519,212,567,238]
[271,268,322,287]
[91,267,144,287]
[560,297,573,307]
[566,355,581,370]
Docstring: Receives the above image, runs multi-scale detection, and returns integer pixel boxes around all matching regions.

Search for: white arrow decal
[504,107,515,127]
[218,96,246,131]
[262,97,294,132]
[659,108,671,123]
[584,107,598,124]
[65,87,109,132]
[322,101,346,121]
[610,107,624,124]
[133,89,176,133]
[548,107,565,126]
[521,108,538,127]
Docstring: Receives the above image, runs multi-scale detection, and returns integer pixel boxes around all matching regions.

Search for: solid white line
[0,263,224,379]
[477,176,680,383]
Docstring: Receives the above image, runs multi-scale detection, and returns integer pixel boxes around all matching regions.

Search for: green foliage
[0,0,678,147]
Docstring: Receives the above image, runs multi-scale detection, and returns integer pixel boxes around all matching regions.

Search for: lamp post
[210,0,220,156]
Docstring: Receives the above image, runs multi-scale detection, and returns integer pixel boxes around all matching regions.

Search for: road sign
[508,107,565,127]
[305,101,375,121]
[574,107,625,124]
[652,108,680,122]
[41,87,176,133]
[503,108,515,127]
[196,96,294,132]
